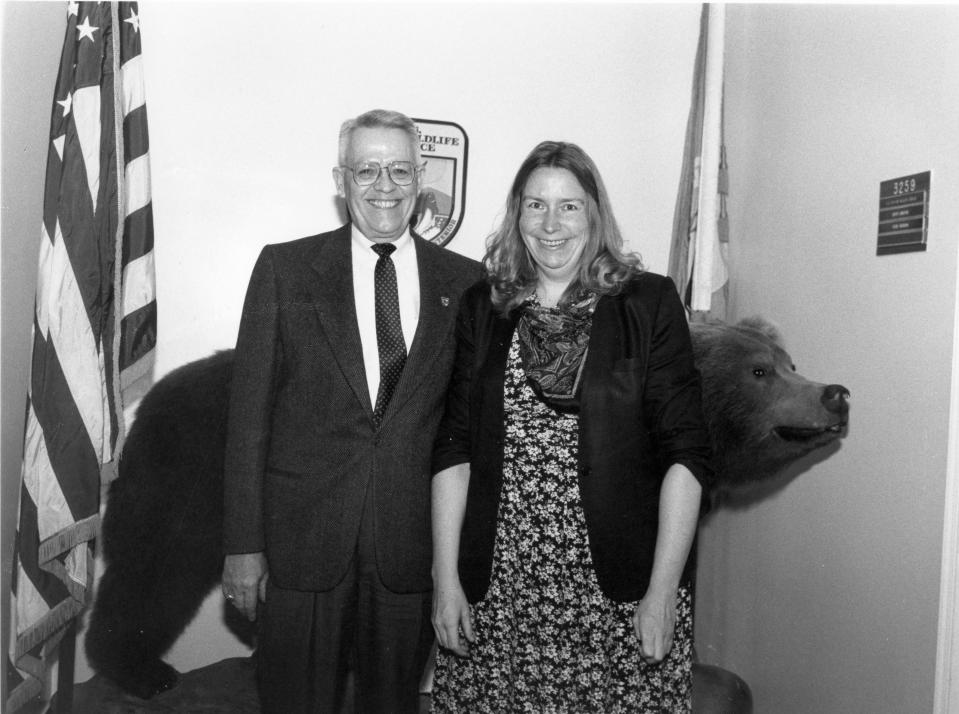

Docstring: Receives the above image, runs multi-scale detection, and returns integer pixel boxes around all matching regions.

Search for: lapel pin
[441,296,450,307]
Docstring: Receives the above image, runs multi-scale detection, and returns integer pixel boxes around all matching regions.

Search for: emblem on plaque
[411,118,468,246]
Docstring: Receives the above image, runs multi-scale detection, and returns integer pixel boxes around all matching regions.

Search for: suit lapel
[309,224,374,416]
[379,235,458,424]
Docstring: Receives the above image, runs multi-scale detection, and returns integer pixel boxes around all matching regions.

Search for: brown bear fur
[689,317,849,492]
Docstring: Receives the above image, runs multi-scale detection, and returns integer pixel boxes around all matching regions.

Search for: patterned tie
[371,243,406,427]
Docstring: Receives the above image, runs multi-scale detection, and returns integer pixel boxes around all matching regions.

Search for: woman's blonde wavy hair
[485,141,644,314]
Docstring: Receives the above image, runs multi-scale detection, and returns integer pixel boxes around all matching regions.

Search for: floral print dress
[432,332,694,714]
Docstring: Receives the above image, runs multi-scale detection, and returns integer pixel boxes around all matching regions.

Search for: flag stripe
[22,404,74,543]
[55,132,107,338]
[42,146,62,242]
[123,203,154,263]
[28,329,101,520]
[121,252,155,316]
[72,86,101,213]
[120,54,145,114]
[120,300,157,367]
[35,221,109,465]
[120,346,156,405]
[123,104,149,163]
[33,232,54,339]
[124,153,151,217]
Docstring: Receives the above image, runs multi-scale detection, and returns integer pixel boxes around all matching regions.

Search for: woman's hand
[635,464,701,664]
[632,587,676,664]
[431,464,473,656]
[432,576,475,657]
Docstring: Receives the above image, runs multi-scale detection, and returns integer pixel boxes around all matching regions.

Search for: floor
[72,657,432,714]
[71,656,750,713]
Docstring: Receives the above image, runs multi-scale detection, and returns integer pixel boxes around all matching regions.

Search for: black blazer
[432,273,713,603]
[224,224,482,593]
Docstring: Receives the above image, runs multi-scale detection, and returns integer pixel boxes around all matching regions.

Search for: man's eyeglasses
[342,161,424,187]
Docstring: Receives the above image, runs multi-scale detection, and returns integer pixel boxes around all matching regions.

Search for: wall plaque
[877,171,930,256]
[411,118,468,246]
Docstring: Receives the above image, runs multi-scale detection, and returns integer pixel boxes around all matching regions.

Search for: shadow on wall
[710,439,845,512]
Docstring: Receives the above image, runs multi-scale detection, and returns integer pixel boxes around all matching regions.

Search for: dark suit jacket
[224,224,482,593]
[432,273,714,603]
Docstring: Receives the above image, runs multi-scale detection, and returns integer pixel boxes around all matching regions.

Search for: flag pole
[109,0,128,469]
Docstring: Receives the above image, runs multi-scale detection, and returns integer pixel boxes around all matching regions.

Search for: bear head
[689,317,849,491]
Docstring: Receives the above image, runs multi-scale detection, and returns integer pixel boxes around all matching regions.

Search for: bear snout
[821,384,850,416]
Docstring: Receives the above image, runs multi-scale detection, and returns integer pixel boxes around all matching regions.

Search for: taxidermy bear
[84,317,849,699]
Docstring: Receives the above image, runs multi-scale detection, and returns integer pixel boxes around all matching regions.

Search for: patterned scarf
[517,291,599,413]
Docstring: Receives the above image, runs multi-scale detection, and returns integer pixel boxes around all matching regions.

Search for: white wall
[695,6,959,713]
[19,2,698,681]
[140,2,701,377]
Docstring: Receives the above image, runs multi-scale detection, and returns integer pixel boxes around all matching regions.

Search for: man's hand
[222,552,268,622]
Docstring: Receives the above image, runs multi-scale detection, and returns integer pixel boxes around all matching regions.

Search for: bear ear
[736,316,785,347]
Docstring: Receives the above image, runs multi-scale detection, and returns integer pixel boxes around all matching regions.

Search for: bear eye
[752,367,767,377]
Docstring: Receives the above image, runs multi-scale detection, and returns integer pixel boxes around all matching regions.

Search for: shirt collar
[350,224,413,257]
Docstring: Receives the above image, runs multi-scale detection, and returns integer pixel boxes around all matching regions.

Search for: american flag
[7,2,156,710]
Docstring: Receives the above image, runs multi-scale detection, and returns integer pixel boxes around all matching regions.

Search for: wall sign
[411,118,468,246]
[877,171,930,256]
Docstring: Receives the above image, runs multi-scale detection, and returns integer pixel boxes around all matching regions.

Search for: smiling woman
[483,141,643,315]
[518,168,590,301]
[429,140,713,712]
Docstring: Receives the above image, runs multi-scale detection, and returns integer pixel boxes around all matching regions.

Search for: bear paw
[113,658,179,700]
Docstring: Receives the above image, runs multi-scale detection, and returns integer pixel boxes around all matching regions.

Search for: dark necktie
[371,243,406,427]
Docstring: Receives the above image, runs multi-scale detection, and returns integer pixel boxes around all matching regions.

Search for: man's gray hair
[338,109,421,166]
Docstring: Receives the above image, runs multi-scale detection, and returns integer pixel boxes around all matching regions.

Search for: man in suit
[220,109,481,714]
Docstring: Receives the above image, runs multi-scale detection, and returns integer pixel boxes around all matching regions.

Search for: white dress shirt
[351,226,420,406]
